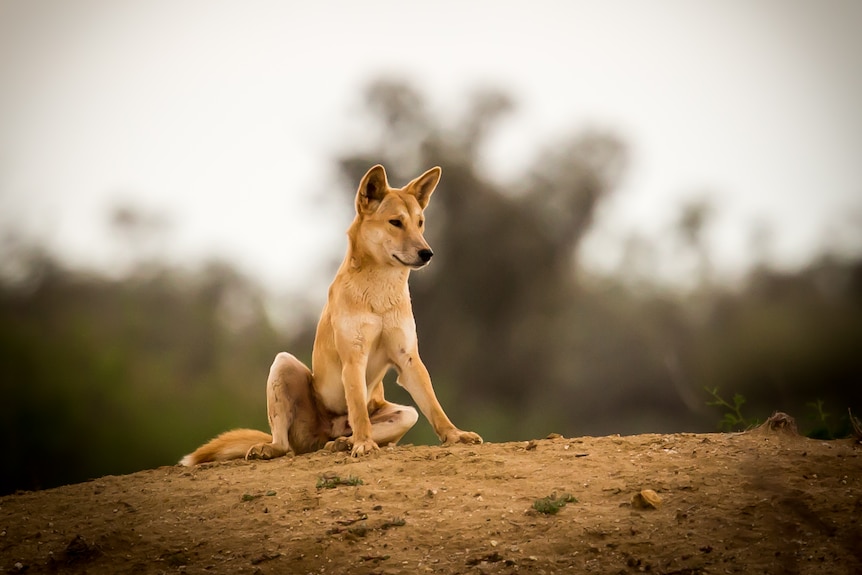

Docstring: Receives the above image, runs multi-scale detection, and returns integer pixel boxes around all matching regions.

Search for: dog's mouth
[392,254,428,269]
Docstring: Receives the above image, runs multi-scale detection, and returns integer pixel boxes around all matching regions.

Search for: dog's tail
[180,429,272,466]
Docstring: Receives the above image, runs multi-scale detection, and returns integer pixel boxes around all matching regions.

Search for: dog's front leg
[397,356,483,446]
[341,359,379,456]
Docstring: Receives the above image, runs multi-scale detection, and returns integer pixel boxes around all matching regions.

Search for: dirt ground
[2,427,861,575]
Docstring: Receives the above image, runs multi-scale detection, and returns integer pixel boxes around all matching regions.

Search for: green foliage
[533,493,578,515]
[705,391,854,439]
[806,399,830,422]
[704,387,760,431]
[802,400,858,440]
[805,399,831,439]
[316,475,364,489]
[0,254,286,495]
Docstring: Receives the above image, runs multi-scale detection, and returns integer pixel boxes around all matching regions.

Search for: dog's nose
[418,249,434,263]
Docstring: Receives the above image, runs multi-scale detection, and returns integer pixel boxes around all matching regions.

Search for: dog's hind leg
[369,401,419,446]
[246,352,308,460]
[325,382,418,452]
[324,403,416,452]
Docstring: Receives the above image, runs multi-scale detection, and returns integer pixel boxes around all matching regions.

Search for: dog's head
[350,164,440,269]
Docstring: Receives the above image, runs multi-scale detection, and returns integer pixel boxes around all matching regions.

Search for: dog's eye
[418,219,424,228]
[389,219,403,228]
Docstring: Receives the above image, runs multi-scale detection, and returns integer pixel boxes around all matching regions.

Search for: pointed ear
[405,166,441,209]
[356,164,389,214]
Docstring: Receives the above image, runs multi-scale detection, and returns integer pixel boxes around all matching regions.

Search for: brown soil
[2,429,861,574]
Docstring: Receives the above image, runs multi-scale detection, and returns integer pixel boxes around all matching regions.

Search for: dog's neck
[333,250,412,314]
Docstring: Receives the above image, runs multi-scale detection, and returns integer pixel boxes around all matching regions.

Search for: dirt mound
[2,431,860,574]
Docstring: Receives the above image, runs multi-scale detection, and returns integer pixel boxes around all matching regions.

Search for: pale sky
[2,1,861,302]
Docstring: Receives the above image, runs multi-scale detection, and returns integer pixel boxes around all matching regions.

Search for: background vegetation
[2,80,860,494]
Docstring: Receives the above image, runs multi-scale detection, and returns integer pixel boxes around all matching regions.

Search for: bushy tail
[180,429,272,466]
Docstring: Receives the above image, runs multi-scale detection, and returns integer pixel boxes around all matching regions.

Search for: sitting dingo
[181,164,482,465]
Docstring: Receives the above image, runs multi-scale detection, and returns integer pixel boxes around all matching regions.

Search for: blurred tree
[335,78,861,441]
[675,196,716,288]
[3,79,860,494]
[0,229,289,494]
[338,79,649,439]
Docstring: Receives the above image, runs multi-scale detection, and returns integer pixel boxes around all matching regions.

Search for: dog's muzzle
[394,250,434,268]
[418,249,433,264]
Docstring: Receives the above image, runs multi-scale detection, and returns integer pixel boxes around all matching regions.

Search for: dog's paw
[443,430,484,446]
[324,436,352,453]
[246,443,288,460]
[350,438,380,457]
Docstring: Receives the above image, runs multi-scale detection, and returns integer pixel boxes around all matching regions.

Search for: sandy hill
[2,425,860,574]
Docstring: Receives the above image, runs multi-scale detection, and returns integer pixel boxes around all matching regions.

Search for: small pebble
[631,489,663,510]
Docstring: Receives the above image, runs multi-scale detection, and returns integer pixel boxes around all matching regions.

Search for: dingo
[181,165,482,465]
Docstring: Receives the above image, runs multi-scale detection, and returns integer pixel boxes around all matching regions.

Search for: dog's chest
[350,307,416,356]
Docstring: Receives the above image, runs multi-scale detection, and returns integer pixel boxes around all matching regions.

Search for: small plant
[241,490,276,502]
[327,517,405,538]
[533,493,577,515]
[380,517,406,529]
[805,399,833,439]
[704,387,759,431]
[316,474,364,490]
[807,399,830,423]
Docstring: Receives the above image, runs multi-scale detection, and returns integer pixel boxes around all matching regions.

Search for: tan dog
[181,165,482,465]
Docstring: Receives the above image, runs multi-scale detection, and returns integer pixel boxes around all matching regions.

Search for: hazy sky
[2,1,861,298]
